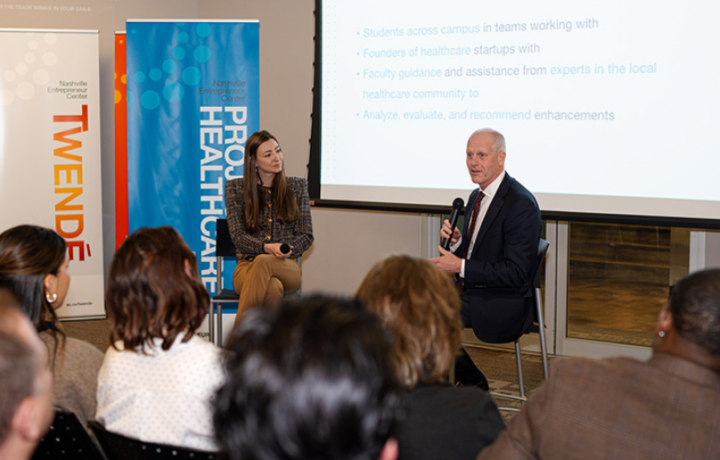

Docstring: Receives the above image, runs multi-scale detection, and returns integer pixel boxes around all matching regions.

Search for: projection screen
[310,0,720,222]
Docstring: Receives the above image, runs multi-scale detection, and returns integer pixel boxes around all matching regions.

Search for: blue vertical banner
[126,20,259,296]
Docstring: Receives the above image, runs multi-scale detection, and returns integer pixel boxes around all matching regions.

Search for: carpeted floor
[62,318,109,352]
[465,344,557,417]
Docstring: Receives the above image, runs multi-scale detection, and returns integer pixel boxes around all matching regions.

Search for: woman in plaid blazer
[225,130,314,326]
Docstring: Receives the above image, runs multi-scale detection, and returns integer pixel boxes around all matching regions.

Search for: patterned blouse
[95,333,223,451]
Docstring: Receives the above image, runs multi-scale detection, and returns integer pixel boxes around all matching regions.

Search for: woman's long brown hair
[0,225,67,368]
[243,130,299,233]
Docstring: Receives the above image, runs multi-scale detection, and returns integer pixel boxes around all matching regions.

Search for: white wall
[199,0,315,180]
[301,208,432,295]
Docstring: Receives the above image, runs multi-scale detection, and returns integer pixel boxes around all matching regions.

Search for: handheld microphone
[280,243,291,254]
[442,197,464,250]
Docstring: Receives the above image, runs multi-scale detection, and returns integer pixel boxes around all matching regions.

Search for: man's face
[466,132,505,189]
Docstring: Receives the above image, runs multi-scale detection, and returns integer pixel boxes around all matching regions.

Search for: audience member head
[0,297,54,460]
[214,295,401,460]
[655,268,720,370]
[106,226,209,353]
[0,225,69,335]
[356,255,461,389]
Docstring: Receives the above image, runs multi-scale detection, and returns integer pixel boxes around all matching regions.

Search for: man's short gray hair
[469,128,506,155]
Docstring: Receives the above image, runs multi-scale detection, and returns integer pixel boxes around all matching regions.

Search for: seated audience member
[213,295,401,460]
[96,226,222,452]
[0,298,55,460]
[479,268,720,460]
[357,255,504,460]
[0,225,103,428]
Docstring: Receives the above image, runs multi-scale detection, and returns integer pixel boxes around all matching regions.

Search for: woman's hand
[263,243,293,259]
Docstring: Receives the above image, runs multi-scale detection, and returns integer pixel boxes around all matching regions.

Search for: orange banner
[114,32,128,250]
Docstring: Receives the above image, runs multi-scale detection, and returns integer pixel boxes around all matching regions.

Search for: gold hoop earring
[46,292,58,304]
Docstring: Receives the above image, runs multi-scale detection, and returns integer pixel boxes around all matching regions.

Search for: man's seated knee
[214,295,402,460]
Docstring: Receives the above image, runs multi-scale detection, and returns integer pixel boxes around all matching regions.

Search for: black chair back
[216,218,235,257]
[31,410,104,460]
[531,238,550,324]
[534,238,550,289]
[89,421,219,460]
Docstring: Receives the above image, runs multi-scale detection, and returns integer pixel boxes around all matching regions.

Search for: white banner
[0,29,104,319]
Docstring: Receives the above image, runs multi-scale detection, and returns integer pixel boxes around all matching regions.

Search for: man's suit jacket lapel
[471,174,511,258]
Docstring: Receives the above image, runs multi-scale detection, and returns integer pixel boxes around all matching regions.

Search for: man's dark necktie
[457,191,484,291]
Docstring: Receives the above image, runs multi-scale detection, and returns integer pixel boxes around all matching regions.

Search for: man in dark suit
[432,128,541,388]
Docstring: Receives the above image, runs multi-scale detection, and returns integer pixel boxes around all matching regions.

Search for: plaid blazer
[225,177,314,260]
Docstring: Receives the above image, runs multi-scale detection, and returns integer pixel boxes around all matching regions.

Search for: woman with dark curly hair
[0,224,103,429]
